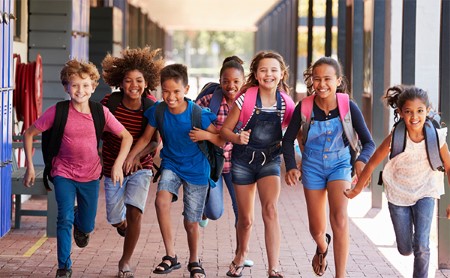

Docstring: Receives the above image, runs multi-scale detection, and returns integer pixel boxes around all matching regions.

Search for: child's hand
[129,156,143,173]
[238,130,251,145]
[447,205,450,219]
[111,164,124,187]
[23,167,36,187]
[189,127,209,142]
[344,187,361,199]
[285,169,301,186]
[123,156,135,176]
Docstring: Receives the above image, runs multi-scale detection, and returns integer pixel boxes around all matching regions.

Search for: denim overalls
[301,110,352,190]
[231,91,283,184]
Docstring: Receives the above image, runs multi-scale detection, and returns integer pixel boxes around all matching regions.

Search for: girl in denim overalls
[282,57,375,277]
[221,51,294,278]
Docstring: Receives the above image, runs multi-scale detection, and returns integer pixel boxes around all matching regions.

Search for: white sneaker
[199,218,209,228]
[244,259,254,267]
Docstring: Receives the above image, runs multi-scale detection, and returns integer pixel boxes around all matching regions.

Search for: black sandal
[187,261,206,278]
[153,255,181,274]
[312,233,331,276]
[268,269,284,278]
[226,261,244,277]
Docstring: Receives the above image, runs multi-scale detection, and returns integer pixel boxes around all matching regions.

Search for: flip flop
[117,269,134,278]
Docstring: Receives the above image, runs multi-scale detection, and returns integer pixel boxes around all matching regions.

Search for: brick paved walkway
[1,167,450,277]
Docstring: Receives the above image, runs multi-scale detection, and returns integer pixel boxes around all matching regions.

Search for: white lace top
[382,127,447,206]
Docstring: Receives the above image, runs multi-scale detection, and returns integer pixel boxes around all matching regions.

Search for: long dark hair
[303,56,349,96]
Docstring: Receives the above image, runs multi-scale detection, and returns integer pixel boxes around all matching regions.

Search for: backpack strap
[89,101,106,148]
[336,93,360,153]
[42,100,70,191]
[237,86,258,131]
[300,94,315,144]
[389,120,407,160]
[300,93,360,154]
[192,104,209,159]
[280,91,295,128]
[155,101,166,139]
[237,86,294,130]
[423,119,444,171]
[208,86,223,115]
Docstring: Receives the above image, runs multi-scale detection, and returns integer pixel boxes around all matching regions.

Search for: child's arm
[129,131,161,173]
[124,125,156,175]
[111,129,133,186]
[220,105,250,145]
[22,125,42,187]
[189,125,225,147]
[344,134,391,199]
[439,142,450,218]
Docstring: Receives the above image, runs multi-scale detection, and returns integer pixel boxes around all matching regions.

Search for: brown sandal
[268,269,284,277]
[312,233,331,276]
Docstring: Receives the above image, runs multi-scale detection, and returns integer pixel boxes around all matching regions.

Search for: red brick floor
[2,170,450,277]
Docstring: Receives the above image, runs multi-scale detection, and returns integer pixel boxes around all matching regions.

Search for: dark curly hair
[384,84,430,122]
[101,46,165,93]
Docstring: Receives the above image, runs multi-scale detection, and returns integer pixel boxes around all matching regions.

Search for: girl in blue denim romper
[346,85,450,278]
[282,57,375,278]
[221,51,294,278]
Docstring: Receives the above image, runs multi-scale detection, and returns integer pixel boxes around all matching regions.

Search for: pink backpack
[236,86,295,130]
[300,93,361,154]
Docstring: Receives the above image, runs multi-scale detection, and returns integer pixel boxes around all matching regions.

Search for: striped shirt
[101,94,155,177]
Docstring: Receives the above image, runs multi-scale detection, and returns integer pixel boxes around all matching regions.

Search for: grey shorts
[104,169,152,224]
[158,169,208,223]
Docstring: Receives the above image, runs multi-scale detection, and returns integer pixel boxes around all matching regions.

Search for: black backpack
[154,100,225,183]
[42,100,105,191]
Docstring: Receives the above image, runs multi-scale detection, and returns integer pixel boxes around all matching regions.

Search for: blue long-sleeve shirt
[282,100,375,171]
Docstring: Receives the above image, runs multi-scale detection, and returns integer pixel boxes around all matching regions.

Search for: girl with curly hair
[101,46,164,278]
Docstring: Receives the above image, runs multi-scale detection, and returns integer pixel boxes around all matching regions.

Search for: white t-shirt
[382,127,448,206]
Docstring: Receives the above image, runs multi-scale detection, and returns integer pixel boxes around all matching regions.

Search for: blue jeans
[203,175,224,220]
[388,197,435,278]
[53,176,100,269]
[223,172,238,225]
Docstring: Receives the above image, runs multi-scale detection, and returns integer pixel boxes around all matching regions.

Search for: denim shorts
[104,169,152,224]
[301,147,352,190]
[232,155,281,185]
[158,169,208,222]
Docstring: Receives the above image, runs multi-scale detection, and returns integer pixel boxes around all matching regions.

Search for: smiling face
[399,98,430,133]
[254,58,283,92]
[65,74,96,104]
[121,69,147,101]
[161,78,189,114]
[220,67,245,101]
[312,64,342,100]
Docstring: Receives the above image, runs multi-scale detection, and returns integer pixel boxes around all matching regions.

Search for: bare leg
[118,205,142,272]
[327,180,350,278]
[257,175,282,273]
[228,183,256,276]
[154,191,175,271]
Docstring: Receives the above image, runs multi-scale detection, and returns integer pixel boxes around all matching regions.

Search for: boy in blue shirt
[124,64,224,278]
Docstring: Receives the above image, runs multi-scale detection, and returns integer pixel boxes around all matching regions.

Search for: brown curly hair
[101,46,165,92]
[60,59,100,87]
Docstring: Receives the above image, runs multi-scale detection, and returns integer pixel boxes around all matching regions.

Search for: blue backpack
[195,82,223,115]
[390,110,445,172]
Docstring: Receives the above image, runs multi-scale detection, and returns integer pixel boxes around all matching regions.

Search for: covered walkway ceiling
[129,0,281,31]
